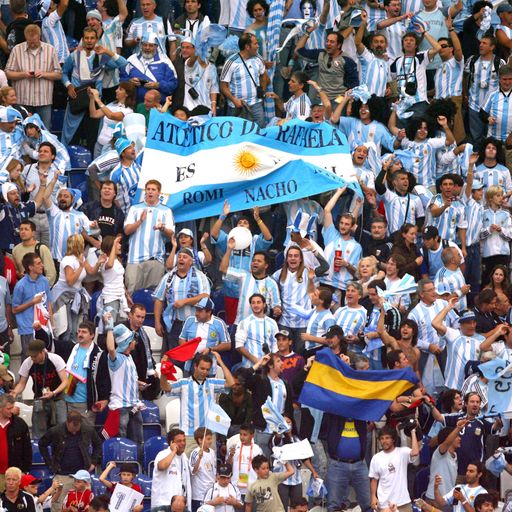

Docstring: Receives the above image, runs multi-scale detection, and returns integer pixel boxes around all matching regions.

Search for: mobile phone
[29,71,35,76]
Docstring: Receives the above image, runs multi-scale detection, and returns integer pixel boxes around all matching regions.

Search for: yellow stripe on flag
[307,361,414,401]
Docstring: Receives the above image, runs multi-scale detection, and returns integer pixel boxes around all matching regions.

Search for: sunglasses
[327,56,332,69]
[439,44,450,48]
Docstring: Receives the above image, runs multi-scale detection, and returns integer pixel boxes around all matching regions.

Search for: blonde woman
[0,86,29,118]
[357,256,385,297]
[52,234,106,343]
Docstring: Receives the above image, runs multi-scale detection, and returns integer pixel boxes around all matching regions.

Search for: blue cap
[472,179,484,190]
[0,106,22,123]
[115,137,133,156]
[195,297,214,310]
[459,309,476,323]
[70,470,91,482]
[113,324,134,353]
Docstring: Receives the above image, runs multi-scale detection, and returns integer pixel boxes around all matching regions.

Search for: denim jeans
[227,101,265,128]
[119,407,143,459]
[325,459,372,512]
[464,243,481,307]
[32,399,68,440]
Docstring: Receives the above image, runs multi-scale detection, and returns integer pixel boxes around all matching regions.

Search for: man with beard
[355,10,392,97]
[0,175,47,253]
[42,171,95,264]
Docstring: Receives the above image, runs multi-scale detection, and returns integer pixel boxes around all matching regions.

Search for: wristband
[220,214,226,221]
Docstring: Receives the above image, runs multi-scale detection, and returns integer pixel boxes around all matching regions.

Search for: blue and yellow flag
[299,349,419,421]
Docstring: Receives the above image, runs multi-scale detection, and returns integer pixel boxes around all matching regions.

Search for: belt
[331,457,362,464]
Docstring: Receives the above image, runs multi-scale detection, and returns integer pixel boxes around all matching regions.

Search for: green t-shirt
[245,472,288,512]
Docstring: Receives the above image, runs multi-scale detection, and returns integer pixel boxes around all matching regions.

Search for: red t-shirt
[64,489,94,512]
[108,482,142,495]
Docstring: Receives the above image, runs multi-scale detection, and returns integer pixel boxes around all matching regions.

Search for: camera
[256,86,265,99]
[398,417,423,441]
[404,80,417,96]
[188,87,199,100]
[262,343,270,355]
[480,81,488,89]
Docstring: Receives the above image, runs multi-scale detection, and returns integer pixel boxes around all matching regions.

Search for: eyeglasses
[327,56,332,69]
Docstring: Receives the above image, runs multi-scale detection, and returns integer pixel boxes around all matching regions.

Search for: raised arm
[431,297,458,336]
[323,187,346,228]
[211,200,230,241]
[219,237,235,274]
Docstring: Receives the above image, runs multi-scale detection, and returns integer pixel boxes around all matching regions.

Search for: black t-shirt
[97,204,117,238]
[0,491,36,512]
[6,18,33,50]
[60,431,86,473]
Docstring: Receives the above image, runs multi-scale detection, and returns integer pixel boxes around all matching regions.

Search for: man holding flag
[160,351,235,455]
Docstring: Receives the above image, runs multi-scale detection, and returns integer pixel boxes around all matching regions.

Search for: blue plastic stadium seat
[131,288,155,326]
[135,474,152,495]
[31,440,49,465]
[68,145,92,169]
[51,109,65,133]
[90,475,107,496]
[143,436,168,474]
[102,437,139,470]
[89,290,102,322]
[143,424,162,442]
[141,401,160,423]
[31,467,52,480]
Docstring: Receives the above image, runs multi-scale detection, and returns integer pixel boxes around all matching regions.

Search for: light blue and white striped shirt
[108,353,140,409]
[338,118,395,157]
[466,57,504,111]
[427,194,467,242]
[224,268,281,325]
[110,161,141,215]
[382,20,406,61]
[272,268,311,329]
[125,202,174,264]
[401,136,446,188]
[220,53,265,107]
[235,314,279,367]
[333,305,367,336]
[480,208,512,257]
[434,266,468,310]
[168,377,226,435]
[464,195,484,247]
[320,225,363,291]
[183,59,219,112]
[126,15,168,53]
[475,163,512,197]
[434,57,464,99]
[153,267,210,323]
[442,326,483,390]
[305,308,335,351]
[379,189,425,235]
[46,203,91,261]
[41,11,69,63]
[284,93,311,121]
[358,48,391,97]
[483,88,512,142]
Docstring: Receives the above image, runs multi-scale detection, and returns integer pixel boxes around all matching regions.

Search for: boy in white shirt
[226,423,263,500]
[190,428,217,512]
[203,464,243,512]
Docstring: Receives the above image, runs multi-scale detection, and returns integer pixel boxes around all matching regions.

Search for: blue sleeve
[297,48,321,60]
[343,57,359,89]
[254,233,272,250]
[212,229,227,252]
[61,55,74,86]
[104,55,128,71]
[12,283,23,308]
[159,64,178,95]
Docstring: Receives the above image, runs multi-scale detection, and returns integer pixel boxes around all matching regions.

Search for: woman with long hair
[88,82,136,157]
[391,223,423,281]
[384,253,412,311]
[484,264,512,299]
[475,137,511,200]
[273,245,328,354]
[0,86,29,118]
[52,234,106,346]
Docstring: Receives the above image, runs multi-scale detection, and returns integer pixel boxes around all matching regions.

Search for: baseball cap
[195,297,214,310]
[178,228,194,238]
[497,3,512,14]
[20,475,42,489]
[86,9,102,20]
[324,325,344,338]
[218,463,232,477]
[472,179,484,190]
[459,309,476,323]
[70,470,91,482]
[0,365,13,382]
[27,339,46,357]
[423,226,439,240]
[275,329,290,339]
[178,247,194,258]
[112,324,134,353]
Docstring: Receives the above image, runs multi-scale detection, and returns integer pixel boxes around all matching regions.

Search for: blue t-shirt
[335,420,362,460]
[65,346,88,403]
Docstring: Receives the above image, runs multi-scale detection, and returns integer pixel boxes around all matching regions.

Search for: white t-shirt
[151,448,190,508]
[97,104,133,146]
[58,255,86,290]
[229,442,263,495]
[101,258,125,302]
[368,446,414,507]
[189,447,216,501]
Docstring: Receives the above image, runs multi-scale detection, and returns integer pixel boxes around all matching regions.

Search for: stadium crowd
[0,0,510,510]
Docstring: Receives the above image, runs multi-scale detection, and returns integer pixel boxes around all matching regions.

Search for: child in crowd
[245,455,294,512]
[62,470,94,512]
[190,427,217,512]
[203,464,243,512]
[226,423,263,500]
[99,462,142,494]
[21,474,63,512]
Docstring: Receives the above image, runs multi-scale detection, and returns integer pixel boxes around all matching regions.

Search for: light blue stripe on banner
[145,112,349,157]
[135,160,350,222]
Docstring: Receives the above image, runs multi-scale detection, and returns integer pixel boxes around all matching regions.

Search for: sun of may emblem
[233,147,262,176]
[215,415,221,422]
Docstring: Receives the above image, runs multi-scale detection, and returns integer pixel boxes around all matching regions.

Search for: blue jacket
[121,53,178,103]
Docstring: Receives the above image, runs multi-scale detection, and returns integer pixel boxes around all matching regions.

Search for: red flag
[101,408,120,440]
[165,337,202,362]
